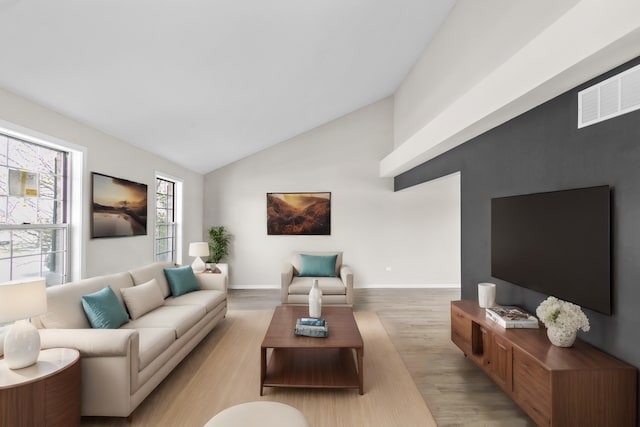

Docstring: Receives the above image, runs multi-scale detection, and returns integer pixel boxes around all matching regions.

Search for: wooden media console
[451,300,637,427]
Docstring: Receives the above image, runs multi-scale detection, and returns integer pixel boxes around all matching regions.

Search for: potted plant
[206,226,231,274]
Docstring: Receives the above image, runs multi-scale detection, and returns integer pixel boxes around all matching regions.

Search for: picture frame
[91,172,148,238]
[266,192,331,235]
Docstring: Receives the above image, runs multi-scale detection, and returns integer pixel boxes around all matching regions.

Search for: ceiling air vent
[578,62,640,128]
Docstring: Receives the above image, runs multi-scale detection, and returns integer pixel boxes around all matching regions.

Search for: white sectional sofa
[33,262,227,417]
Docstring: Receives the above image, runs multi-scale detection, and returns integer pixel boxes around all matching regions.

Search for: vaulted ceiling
[0,0,455,174]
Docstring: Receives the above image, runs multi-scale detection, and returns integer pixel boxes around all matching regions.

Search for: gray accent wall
[396,57,640,422]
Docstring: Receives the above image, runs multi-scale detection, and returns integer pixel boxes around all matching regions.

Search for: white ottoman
[204,401,310,427]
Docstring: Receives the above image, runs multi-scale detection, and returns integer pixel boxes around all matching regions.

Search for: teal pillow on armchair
[298,254,338,277]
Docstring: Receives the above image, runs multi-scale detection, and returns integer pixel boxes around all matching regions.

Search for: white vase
[547,326,577,347]
[4,319,41,369]
[477,283,496,308]
[309,279,322,318]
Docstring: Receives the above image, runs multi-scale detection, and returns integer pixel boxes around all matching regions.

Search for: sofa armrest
[196,272,227,292]
[281,263,294,303]
[340,265,354,305]
[40,328,143,409]
[39,328,139,358]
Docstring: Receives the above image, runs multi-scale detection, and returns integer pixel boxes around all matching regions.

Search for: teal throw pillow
[81,286,129,329]
[298,254,338,277]
[164,265,200,297]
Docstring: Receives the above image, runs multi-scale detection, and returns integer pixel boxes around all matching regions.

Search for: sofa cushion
[288,277,346,295]
[136,328,175,371]
[121,305,205,338]
[81,286,130,329]
[165,289,226,313]
[164,265,200,297]
[121,279,165,320]
[298,254,338,277]
[129,262,175,298]
[38,272,134,329]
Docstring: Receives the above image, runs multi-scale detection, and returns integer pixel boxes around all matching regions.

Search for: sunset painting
[267,192,331,235]
[91,173,148,238]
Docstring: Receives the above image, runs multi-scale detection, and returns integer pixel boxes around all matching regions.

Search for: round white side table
[0,347,81,427]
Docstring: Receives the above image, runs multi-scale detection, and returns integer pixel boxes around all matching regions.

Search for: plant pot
[547,326,577,347]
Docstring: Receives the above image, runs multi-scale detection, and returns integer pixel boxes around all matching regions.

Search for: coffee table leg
[357,347,364,395]
[260,347,266,396]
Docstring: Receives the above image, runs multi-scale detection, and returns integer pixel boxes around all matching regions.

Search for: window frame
[1,223,69,283]
[154,174,182,264]
[0,133,72,285]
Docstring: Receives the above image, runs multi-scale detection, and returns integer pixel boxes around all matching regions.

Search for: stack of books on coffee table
[294,317,329,337]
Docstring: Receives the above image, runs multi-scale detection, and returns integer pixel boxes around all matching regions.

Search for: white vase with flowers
[536,296,590,347]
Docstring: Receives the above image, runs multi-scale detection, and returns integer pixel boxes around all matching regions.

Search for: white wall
[385,0,640,177]
[203,97,460,288]
[393,0,580,147]
[0,87,204,278]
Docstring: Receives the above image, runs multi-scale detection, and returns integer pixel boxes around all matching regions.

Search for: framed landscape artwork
[267,192,331,235]
[91,172,148,238]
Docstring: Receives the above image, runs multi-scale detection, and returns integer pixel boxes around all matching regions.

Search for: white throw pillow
[121,278,165,320]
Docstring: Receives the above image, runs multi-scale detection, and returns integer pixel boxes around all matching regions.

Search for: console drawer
[513,348,551,425]
[517,389,551,427]
[451,305,472,353]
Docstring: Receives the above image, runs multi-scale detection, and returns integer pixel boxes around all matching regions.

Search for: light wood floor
[228,288,535,426]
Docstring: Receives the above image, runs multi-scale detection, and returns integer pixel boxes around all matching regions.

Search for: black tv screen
[491,185,611,315]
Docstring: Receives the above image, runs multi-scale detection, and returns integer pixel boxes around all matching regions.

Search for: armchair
[281,251,353,305]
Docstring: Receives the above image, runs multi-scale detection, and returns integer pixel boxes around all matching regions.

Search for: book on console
[485,305,539,329]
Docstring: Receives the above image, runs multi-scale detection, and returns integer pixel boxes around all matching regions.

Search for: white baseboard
[229,284,280,290]
[228,283,461,290]
[358,283,461,289]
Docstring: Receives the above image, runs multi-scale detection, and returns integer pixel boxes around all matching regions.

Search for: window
[0,134,69,285]
[155,177,177,263]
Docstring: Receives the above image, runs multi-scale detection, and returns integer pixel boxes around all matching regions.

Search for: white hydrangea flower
[536,296,590,332]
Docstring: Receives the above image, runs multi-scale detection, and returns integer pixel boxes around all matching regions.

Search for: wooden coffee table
[260,305,364,395]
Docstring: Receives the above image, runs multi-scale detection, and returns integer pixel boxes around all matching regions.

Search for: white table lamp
[0,279,47,369]
[189,242,209,274]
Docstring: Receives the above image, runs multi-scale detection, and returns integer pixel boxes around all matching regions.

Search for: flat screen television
[491,185,611,315]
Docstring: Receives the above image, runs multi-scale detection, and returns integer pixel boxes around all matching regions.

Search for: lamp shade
[0,279,47,323]
[189,242,210,257]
